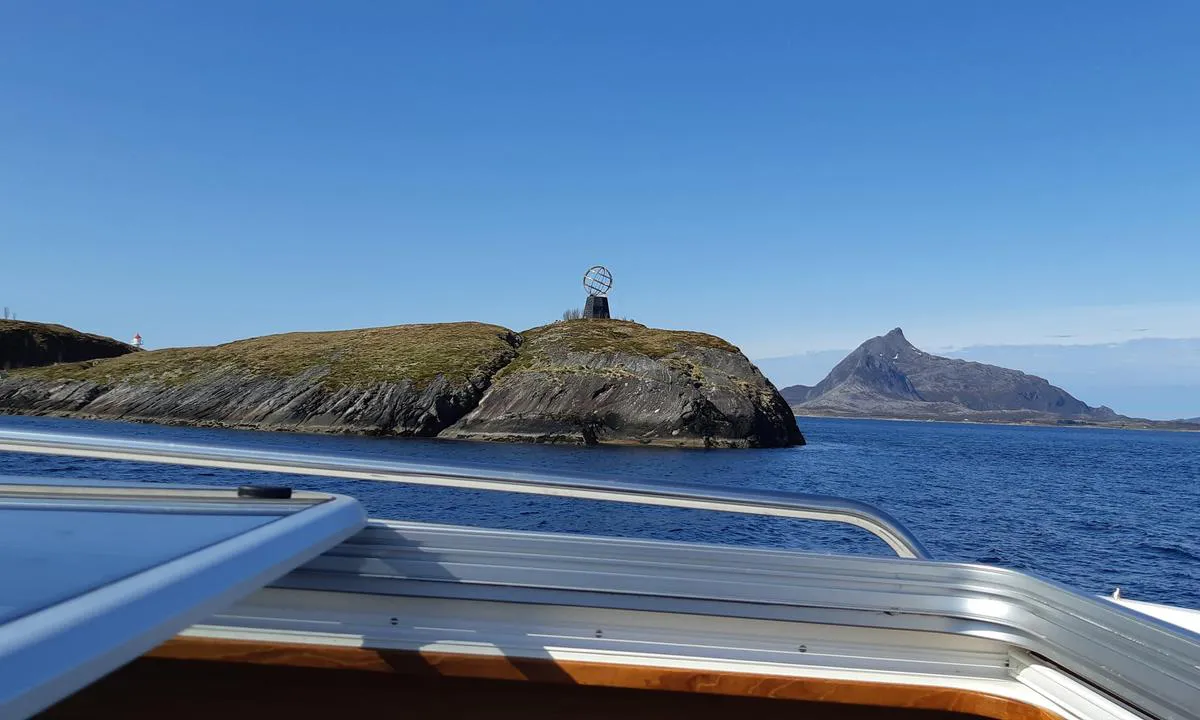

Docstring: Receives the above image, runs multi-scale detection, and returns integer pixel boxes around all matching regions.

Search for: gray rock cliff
[443,320,803,448]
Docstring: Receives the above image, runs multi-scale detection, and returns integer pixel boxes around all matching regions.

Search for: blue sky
[2,2,1198,414]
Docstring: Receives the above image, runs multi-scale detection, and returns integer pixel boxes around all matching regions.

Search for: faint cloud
[915,301,1200,352]
[748,300,1200,358]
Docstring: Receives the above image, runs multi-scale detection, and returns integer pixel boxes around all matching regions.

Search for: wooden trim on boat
[147,636,1061,720]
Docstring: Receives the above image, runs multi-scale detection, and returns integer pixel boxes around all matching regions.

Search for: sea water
[1,414,1196,607]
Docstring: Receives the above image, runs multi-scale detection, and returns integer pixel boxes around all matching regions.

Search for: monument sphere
[583,265,613,297]
[581,265,613,319]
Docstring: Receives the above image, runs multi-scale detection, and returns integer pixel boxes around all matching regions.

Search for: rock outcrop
[0,323,520,436]
[1,320,136,371]
[784,328,1123,424]
[443,320,803,448]
[0,320,803,448]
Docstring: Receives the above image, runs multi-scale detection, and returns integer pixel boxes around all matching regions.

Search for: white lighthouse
[131,333,143,349]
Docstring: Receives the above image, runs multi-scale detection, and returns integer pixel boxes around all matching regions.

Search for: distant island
[0,319,803,449]
[782,328,1199,431]
[1,320,137,371]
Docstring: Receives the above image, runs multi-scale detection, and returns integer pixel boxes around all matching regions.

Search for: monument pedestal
[584,296,610,319]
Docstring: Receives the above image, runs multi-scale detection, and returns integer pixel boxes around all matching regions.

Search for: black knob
[237,485,293,500]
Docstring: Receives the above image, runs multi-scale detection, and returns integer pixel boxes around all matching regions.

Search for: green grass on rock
[499,320,737,377]
[18,322,518,389]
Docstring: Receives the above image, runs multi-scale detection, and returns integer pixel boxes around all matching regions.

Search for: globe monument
[582,265,612,319]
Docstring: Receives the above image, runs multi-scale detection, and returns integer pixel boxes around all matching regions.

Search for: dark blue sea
[2,415,1197,607]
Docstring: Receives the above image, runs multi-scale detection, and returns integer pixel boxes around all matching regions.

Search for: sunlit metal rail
[0,429,931,559]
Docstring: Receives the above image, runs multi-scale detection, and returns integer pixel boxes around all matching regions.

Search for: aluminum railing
[0,429,931,559]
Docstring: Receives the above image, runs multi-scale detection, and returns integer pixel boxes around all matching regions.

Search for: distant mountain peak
[781,328,1128,423]
[858,327,918,361]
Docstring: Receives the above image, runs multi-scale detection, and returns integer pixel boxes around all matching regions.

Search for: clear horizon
[3,2,1197,417]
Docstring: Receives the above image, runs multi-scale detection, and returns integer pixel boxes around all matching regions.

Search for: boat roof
[0,429,1198,720]
[0,477,365,719]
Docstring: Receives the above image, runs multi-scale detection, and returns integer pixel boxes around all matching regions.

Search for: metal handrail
[0,429,932,559]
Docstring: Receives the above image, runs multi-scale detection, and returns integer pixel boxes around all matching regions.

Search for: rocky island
[0,319,803,448]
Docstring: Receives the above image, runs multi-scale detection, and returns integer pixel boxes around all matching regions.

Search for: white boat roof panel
[0,479,366,720]
[0,508,277,625]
